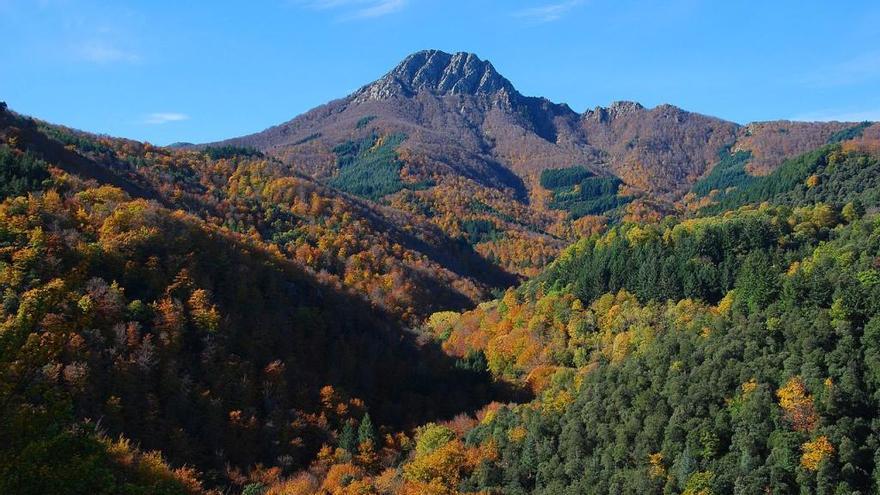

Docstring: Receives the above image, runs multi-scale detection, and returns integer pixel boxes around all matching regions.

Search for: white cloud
[800,52,880,88]
[352,0,405,18]
[143,113,190,125]
[74,40,140,64]
[300,0,407,19]
[513,0,583,23]
[791,108,880,123]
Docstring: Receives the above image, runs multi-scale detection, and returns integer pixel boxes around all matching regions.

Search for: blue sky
[1,0,879,145]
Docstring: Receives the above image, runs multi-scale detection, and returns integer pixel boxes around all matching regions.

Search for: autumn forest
[2,48,880,495]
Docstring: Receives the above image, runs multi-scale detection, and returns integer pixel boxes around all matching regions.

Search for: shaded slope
[0,153,522,491]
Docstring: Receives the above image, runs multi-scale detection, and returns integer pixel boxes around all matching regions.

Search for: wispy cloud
[791,108,880,123]
[300,0,407,19]
[513,0,583,23]
[143,113,190,125]
[800,51,880,87]
[74,40,140,64]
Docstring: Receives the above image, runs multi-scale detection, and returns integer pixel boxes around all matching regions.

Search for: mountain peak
[354,50,517,102]
[584,100,646,122]
[609,100,645,112]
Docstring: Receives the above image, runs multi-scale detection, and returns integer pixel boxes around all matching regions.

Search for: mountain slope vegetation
[416,203,880,494]
[1,49,879,495]
[0,141,515,495]
[1,104,522,322]
[274,133,880,494]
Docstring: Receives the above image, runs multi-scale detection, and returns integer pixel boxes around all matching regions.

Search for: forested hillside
[319,208,879,494]
[419,204,880,494]
[1,49,879,495]
[0,134,516,494]
[1,104,524,322]
[253,137,880,493]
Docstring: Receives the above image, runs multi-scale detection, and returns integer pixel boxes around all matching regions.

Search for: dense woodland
[427,202,880,494]
[538,165,630,219]
[0,143,514,494]
[2,81,880,495]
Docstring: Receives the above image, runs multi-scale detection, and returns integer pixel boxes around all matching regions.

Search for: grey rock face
[584,101,647,123]
[354,50,517,102]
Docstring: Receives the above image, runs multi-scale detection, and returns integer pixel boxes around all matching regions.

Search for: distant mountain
[205,50,857,203]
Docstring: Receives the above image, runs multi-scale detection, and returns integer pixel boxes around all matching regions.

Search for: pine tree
[339,420,357,454]
[357,413,377,447]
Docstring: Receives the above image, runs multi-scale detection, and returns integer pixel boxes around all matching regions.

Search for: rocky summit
[355,50,517,101]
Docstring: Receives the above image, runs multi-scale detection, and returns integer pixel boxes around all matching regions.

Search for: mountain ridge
[203,49,858,206]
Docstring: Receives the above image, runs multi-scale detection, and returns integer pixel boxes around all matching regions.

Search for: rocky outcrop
[584,101,646,123]
[354,50,517,102]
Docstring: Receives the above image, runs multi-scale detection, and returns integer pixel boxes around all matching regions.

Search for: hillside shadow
[1,108,166,204]
[484,156,530,203]
[57,201,530,480]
